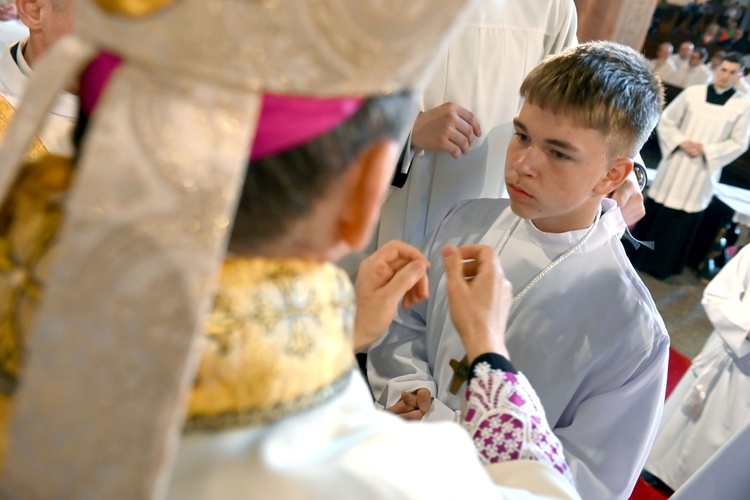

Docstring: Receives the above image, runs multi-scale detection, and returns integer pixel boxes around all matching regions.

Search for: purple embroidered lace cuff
[462,361,574,485]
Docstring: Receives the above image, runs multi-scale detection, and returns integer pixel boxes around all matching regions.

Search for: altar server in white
[368,42,670,500]
[664,47,712,88]
[630,52,750,279]
[649,42,677,83]
[645,244,750,491]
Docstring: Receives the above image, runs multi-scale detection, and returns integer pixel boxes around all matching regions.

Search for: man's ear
[594,156,633,195]
[338,139,400,251]
[16,0,42,30]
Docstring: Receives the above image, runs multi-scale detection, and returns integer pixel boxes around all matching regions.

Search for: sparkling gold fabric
[0,97,47,161]
[187,257,355,430]
[93,0,177,17]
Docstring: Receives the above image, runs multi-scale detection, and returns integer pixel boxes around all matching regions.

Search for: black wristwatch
[633,162,648,192]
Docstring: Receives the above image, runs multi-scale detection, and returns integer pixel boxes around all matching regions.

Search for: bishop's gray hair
[229,92,416,251]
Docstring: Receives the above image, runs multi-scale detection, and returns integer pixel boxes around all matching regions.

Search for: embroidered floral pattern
[463,362,574,485]
[187,258,356,430]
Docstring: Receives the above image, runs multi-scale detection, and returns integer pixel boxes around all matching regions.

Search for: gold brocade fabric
[0,96,48,161]
[186,257,356,431]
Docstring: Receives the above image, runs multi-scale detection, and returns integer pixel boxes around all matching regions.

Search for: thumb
[416,389,432,414]
[442,246,467,294]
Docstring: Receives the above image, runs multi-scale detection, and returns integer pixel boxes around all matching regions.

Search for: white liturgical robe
[650,84,750,213]
[376,0,578,246]
[367,198,670,500]
[646,245,750,491]
[0,40,77,156]
[649,58,677,84]
[664,64,712,88]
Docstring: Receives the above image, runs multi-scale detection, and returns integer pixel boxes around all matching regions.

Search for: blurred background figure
[665,46,712,86]
[643,243,750,493]
[671,40,695,69]
[650,42,677,82]
[629,53,750,280]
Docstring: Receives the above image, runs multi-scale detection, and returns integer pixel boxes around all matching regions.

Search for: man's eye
[552,150,568,160]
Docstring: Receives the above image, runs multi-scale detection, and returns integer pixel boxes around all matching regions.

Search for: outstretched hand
[353,240,430,352]
[411,103,482,159]
[442,245,512,363]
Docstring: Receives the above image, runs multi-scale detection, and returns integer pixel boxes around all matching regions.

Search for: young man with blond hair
[368,41,670,500]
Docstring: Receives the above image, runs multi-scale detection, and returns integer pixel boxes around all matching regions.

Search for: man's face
[679,43,694,59]
[657,44,672,61]
[505,102,616,233]
[689,51,704,67]
[714,61,743,89]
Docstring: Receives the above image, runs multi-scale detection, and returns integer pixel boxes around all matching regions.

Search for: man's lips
[507,183,533,199]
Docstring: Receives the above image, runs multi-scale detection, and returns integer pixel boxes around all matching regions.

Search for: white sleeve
[556,334,669,500]
[366,220,446,409]
[656,89,690,156]
[366,297,437,410]
[702,245,750,358]
[545,0,578,55]
[366,202,470,415]
[703,101,750,172]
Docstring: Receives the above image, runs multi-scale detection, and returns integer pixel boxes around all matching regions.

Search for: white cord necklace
[495,209,602,306]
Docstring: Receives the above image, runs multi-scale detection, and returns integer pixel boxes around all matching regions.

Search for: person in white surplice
[644,243,750,491]
[367,42,670,500]
[629,52,750,279]
[663,47,713,88]
[649,42,677,84]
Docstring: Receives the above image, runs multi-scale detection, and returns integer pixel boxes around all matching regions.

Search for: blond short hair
[520,41,664,158]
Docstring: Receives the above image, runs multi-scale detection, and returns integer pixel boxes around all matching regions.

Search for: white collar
[0,40,28,102]
[518,198,624,254]
[13,39,33,77]
[713,85,733,95]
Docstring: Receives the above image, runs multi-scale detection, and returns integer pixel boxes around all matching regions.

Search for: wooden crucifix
[449,355,470,395]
